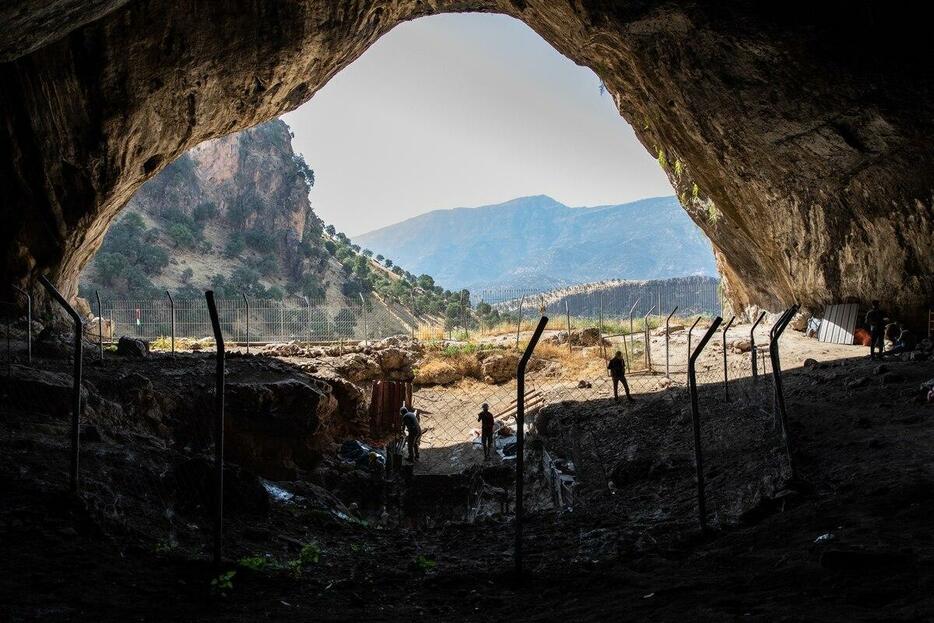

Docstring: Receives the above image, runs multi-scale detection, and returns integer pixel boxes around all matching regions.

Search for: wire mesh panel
[101,297,410,344]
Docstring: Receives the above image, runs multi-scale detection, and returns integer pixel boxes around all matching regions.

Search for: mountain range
[354,195,717,292]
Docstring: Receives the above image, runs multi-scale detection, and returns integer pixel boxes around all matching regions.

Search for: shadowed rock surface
[2,1,934,320]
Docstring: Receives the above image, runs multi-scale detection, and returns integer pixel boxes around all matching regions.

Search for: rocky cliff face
[1,1,933,322]
[78,119,324,298]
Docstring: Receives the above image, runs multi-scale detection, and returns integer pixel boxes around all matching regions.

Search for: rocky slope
[355,195,717,291]
[78,119,331,300]
[2,2,934,328]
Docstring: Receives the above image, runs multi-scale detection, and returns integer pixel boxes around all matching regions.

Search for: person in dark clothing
[607,351,633,402]
[887,324,917,356]
[400,406,421,462]
[477,403,495,460]
[865,301,886,360]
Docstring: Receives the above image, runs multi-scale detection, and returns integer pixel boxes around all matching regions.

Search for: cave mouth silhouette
[2,2,933,324]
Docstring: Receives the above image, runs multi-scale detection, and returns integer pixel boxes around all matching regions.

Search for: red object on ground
[853,327,872,346]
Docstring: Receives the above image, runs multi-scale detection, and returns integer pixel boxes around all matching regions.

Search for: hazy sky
[282,13,673,236]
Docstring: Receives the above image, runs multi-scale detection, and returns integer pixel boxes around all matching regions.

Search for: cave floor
[2,339,934,622]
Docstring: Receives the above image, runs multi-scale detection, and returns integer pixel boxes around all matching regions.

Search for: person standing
[477,403,495,460]
[607,351,634,403]
[400,405,421,462]
[865,301,885,360]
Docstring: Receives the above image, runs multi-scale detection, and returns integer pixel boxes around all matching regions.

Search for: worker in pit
[400,405,421,463]
[477,403,495,460]
[607,351,634,403]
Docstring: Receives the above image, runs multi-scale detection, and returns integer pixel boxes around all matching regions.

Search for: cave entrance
[78,13,681,309]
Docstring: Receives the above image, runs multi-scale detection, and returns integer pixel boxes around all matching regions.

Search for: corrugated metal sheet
[817,303,860,344]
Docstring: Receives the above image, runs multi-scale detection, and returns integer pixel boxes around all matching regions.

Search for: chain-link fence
[87,276,721,347]
[2,272,799,577]
[99,296,409,344]
[402,307,797,572]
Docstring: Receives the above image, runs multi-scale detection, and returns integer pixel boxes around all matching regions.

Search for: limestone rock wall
[1,1,933,321]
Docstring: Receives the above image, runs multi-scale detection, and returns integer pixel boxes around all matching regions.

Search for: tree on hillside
[375,254,384,262]
[167,223,196,248]
[384,259,393,268]
[362,248,373,258]
[325,224,336,236]
[416,273,435,290]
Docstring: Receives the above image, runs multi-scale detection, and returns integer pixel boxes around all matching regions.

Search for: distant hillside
[78,120,468,333]
[354,195,717,292]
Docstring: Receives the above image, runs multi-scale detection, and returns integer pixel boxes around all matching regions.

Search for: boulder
[481,351,520,384]
[549,328,609,347]
[731,339,753,353]
[653,324,685,336]
[376,335,423,356]
[117,336,149,358]
[223,378,338,479]
[327,352,381,384]
[790,310,811,332]
[375,346,415,380]
[414,360,460,386]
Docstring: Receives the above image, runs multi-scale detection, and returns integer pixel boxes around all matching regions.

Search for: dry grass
[150,336,216,351]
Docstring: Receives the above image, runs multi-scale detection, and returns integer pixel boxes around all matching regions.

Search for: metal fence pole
[94,290,104,360]
[515,296,525,350]
[11,284,31,364]
[565,300,572,354]
[515,314,548,580]
[462,291,468,339]
[688,315,723,532]
[643,304,656,370]
[38,275,83,494]
[205,291,225,565]
[665,305,678,379]
[770,304,799,479]
[721,316,735,401]
[628,298,641,357]
[165,291,175,356]
[359,293,368,345]
[241,292,250,354]
[687,316,701,369]
[750,311,766,381]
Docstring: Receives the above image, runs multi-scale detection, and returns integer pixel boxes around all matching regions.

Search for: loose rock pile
[549,328,610,347]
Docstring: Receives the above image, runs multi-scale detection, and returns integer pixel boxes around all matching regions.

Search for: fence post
[687,316,701,368]
[628,298,641,357]
[750,311,766,381]
[515,314,548,581]
[278,301,284,342]
[515,295,525,350]
[165,291,175,356]
[665,305,679,379]
[461,291,468,339]
[38,275,83,494]
[721,316,735,401]
[94,290,104,360]
[565,300,572,354]
[205,291,225,565]
[643,304,656,370]
[359,293,368,345]
[11,284,32,364]
[241,292,250,354]
[769,304,799,479]
[688,315,723,532]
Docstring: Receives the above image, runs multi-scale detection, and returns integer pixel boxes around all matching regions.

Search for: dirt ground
[3,327,934,622]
